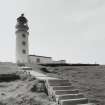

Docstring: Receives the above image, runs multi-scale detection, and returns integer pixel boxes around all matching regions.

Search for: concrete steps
[19,68,95,105]
[45,79,94,105]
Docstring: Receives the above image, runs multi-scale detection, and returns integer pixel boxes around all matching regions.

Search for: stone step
[59,98,89,105]
[47,86,76,99]
[56,93,85,101]
[46,80,72,86]
[49,83,72,86]
[78,104,95,105]
[58,94,85,100]
[54,89,80,95]
[46,79,70,86]
[48,79,69,83]
[52,86,75,91]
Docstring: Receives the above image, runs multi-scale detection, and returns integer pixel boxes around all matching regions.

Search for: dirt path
[28,70,58,80]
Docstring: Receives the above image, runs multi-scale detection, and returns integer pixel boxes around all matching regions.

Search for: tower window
[22,41,26,46]
[22,34,26,38]
[22,49,26,54]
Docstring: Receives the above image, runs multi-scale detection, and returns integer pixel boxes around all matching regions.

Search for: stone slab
[48,79,69,84]
[49,82,72,86]
[56,93,85,101]
[52,86,75,91]
[54,89,80,95]
[29,71,58,80]
[78,103,95,105]
[46,79,71,86]
[59,98,88,105]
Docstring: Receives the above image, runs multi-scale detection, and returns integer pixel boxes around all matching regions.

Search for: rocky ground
[0,64,105,105]
[52,65,105,105]
[0,71,50,105]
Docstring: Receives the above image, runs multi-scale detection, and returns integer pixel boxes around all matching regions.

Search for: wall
[16,30,29,64]
[28,55,53,64]
[52,60,66,64]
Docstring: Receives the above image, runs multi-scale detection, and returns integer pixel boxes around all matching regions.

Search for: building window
[36,58,40,63]
[22,49,26,54]
[22,34,26,38]
[22,41,26,46]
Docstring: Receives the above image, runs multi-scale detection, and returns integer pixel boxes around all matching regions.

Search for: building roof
[29,55,52,58]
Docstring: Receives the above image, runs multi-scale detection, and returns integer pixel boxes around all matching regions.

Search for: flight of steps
[45,79,94,105]
[18,67,95,105]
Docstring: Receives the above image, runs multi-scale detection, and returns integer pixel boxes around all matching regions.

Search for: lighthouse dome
[16,14,29,31]
[17,14,28,24]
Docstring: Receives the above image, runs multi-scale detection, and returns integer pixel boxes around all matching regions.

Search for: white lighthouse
[15,14,29,65]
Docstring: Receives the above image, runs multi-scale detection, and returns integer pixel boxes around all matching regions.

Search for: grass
[53,65,105,105]
[0,62,105,105]
[0,62,18,74]
[0,71,50,105]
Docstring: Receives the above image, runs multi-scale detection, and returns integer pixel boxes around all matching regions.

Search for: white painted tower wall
[15,14,29,64]
[16,31,29,63]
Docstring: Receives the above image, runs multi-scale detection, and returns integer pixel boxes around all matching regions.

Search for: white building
[28,55,53,64]
[52,60,66,64]
[15,14,29,64]
[28,55,66,64]
[15,14,66,65]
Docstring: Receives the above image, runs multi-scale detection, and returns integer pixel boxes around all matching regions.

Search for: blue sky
[0,0,105,64]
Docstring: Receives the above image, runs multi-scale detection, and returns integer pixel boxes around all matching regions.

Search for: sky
[0,0,105,64]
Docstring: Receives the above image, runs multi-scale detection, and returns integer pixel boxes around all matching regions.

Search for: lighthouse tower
[15,14,29,65]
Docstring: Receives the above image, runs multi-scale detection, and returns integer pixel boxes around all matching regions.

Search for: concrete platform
[48,82,72,87]
[59,98,88,105]
[47,79,69,84]
[54,89,80,95]
[52,86,75,91]
[28,70,58,80]
[55,93,85,102]
[78,103,95,105]
[46,79,71,86]
[47,79,69,82]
